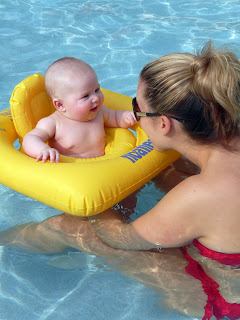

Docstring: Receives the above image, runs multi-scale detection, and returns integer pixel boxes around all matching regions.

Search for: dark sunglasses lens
[135,98,141,112]
[132,97,140,121]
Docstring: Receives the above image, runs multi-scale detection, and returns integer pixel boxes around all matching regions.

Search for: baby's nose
[92,94,99,103]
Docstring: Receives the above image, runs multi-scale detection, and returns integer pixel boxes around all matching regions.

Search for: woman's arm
[89,210,160,250]
[89,175,204,250]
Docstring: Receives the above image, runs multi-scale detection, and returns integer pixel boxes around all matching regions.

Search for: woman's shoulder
[132,174,208,247]
[161,172,207,204]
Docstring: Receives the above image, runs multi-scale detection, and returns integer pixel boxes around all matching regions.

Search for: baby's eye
[82,94,89,99]
[95,88,100,93]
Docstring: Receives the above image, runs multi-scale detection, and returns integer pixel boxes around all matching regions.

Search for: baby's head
[45,57,95,100]
[45,57,104,121]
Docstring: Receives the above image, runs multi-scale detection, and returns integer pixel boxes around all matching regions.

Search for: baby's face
[60,69,104,121]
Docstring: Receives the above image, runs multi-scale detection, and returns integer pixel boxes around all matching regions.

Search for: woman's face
[136,80,164,151]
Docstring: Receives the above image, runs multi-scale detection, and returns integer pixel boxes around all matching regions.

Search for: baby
[22,57,136,162]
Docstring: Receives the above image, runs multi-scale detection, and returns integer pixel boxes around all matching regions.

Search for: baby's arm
[22,116,60,163]
[102,105,136,129]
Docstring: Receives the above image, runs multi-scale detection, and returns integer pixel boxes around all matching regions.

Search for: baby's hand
[122,111,137,127]
[36,147,60,163]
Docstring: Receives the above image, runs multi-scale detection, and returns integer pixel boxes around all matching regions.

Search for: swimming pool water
[0,1,240,319]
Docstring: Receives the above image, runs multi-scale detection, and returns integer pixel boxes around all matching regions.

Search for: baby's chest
[56,122,105,146]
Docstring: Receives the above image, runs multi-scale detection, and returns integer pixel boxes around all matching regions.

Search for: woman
[1,41,240,319]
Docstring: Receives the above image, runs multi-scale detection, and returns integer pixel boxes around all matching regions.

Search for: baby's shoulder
[36,113,57,128]
[95,104,107,121]
[100,104,111,115]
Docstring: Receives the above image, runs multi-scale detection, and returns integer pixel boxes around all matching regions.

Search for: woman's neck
[178,143,210,170]
[177,137,240,172]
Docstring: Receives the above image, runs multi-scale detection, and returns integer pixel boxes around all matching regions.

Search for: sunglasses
[132,97,185,123]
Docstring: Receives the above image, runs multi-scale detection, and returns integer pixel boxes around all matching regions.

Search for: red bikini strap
[193,239,240,266]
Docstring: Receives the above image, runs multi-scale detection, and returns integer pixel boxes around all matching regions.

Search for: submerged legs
[0,213,119,257]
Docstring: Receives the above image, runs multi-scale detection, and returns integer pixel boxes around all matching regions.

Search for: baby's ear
[53,98,65,112]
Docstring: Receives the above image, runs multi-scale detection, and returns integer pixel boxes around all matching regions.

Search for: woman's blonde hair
[140,41,240,147]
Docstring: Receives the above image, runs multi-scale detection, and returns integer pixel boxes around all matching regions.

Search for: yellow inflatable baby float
[0,73,181,216]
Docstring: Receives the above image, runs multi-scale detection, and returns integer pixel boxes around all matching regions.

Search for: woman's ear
[53,98,65,112]
[160,116,171,135]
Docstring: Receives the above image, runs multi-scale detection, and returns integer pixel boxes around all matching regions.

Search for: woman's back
[195,142,240,253]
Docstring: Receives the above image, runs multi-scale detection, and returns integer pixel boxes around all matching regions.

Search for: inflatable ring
[0,74,181,216]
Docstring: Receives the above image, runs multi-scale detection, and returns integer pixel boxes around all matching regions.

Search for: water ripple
[0,1,240,319]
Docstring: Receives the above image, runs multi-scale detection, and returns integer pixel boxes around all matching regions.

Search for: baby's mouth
[90,106,98,112]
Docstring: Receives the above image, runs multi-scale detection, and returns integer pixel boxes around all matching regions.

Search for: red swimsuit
[181,240,240,320]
